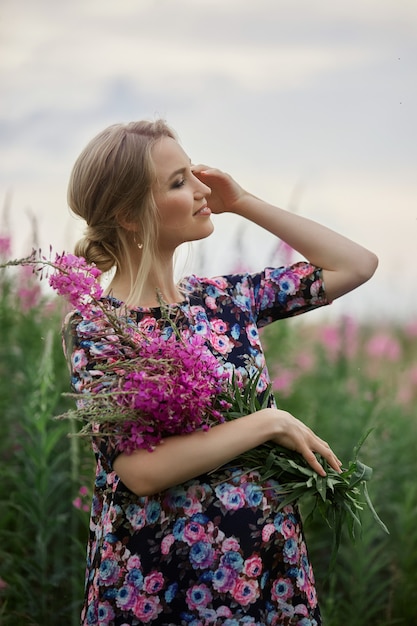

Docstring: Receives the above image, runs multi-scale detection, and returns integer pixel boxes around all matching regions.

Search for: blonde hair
[67,119,177,305]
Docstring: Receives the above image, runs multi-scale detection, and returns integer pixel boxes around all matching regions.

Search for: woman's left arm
[193,166,378,302]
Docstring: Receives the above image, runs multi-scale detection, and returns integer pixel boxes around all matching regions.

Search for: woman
[65,120,377,625]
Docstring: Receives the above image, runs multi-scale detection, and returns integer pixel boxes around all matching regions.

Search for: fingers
[191,164,214,176]
[273,411,342,477]
[302,438,342,476]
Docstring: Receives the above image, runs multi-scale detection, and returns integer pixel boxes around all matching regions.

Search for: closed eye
[171,178,186,189]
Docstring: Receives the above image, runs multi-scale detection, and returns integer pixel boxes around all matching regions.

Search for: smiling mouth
[194,205,211,216]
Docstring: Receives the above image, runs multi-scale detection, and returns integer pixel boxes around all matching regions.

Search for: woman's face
[151,136,213,253]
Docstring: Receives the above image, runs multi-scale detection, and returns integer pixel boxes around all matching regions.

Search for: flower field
[0,245,416,624]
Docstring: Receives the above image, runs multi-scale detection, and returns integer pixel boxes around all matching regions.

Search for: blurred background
[1,0,416,321]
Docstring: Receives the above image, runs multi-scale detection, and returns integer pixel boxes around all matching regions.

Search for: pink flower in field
[16,265,42,311]
[365,332,401,361]
[397,365,417,406]
[320,325,341,357]
[296,350,315,372]
[405,320,417,338]
[72,497,82,509]
[0,235,11,258]
[0,577,8,590]
[272,369,295,396]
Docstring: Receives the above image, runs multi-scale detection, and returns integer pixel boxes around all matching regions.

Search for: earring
[134,234,143,249]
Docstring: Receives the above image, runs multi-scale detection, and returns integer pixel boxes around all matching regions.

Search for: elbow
[356,250,379,285]
[113,452,163,497]
[118,473,161,497]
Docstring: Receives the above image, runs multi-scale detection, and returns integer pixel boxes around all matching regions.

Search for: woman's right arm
[113,408,342,496]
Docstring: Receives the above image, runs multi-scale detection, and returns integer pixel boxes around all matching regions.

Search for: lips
[194,205,211,216]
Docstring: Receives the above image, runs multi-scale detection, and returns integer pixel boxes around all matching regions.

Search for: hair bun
[74,235,115,273]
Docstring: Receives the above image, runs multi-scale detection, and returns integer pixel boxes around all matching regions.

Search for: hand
[191,164,247,215]
[270,409,342,477]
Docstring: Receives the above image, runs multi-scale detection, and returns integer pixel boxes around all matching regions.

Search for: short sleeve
[252,262,329,326]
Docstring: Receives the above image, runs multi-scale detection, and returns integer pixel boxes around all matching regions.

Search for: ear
[117,214,139,233]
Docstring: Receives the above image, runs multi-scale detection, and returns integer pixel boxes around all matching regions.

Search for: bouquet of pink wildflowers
[2,249,233,454]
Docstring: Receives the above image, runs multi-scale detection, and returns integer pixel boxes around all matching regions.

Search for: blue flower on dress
[173,517,186,540]
[243,483,263,508]
[98,558,120,586]
[126,568,144,589]
[164,582,178,603]
[220,551,244,572]
[190,512,209,524]
[189,541,215,569]
[145,500,161,524]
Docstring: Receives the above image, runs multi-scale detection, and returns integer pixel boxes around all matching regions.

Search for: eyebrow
[167,157,193,182]
[168,167,187,182]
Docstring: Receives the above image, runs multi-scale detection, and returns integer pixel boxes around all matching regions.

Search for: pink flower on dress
[262,523,275,542]
[161,533,175,555]
[210,318,229,334]
[143,571,164,594]
[209,333,233,355]
[218,486,246,510]
[133,594,162,623]
[246,323,260,347]
[281,518,296,539]
[271,577,294,602]
[186,584,213,610]
[216,605,232,618]
[221,537,240,553]
[127,555,142,570]
[231,577,259,606]
[243,555,263,578]
[71,349,89,372]
[205,296,217,310]
[183,521,207,545]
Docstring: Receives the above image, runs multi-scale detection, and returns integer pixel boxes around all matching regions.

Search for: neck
[106,257,182,308]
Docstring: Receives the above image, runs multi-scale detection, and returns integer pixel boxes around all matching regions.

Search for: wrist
[257,408,286,440]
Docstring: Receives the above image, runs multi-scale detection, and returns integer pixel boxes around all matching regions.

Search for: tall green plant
[0,269,90,625]
[262,317,417,625]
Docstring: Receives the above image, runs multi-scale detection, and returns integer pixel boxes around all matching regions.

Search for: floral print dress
[64,262,329,626]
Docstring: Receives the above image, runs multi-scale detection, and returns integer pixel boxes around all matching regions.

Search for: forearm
[113,409,277,496]
[233,193,378,300]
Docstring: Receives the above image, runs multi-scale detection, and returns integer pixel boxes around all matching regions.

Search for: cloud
[0,0,416,319]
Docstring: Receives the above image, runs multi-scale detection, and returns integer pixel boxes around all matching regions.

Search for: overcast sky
[1,0,416,321]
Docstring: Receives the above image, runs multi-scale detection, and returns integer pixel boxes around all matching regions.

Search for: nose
[194,177,211,198]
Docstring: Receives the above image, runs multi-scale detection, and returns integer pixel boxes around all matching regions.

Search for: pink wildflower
[0,235,11,258]
[112,333,230,453]
[365,332,401,361]
[48,253,103,317]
